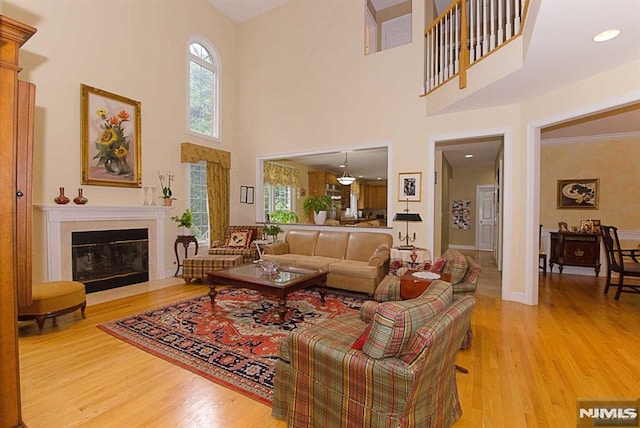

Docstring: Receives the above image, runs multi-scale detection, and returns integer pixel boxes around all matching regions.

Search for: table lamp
[393,199,422,250]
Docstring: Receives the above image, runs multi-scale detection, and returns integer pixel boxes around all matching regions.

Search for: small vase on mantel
[54,187,70,205]
[73,188,88,205]
[163,198,173,207]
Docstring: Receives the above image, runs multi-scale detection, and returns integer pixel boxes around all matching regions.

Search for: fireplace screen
[72,228,149,293]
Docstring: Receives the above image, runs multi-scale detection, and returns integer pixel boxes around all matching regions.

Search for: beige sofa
[263,230,393,295]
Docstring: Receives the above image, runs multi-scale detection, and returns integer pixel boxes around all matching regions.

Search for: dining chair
[539,224,547,275]
[600,225,640,300]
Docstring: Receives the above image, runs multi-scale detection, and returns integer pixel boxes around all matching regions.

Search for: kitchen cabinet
[366,184,387,209]
[308,171,339,196]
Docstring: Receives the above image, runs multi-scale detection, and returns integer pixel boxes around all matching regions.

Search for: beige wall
[7,0,238,278]
[448,166,495,247]
[540,137,640,231]
[7,0,640,301]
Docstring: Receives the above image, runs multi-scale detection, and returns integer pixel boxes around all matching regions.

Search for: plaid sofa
[207,225,264,264]
[272,282,476,427]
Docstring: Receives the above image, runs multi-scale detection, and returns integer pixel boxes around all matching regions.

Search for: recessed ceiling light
[464,154,474,158]
[593,29,620,43]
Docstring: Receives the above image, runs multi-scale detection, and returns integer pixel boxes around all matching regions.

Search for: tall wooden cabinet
[0,15,37,428]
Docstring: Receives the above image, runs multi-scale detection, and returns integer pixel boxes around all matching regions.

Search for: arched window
[188,39,220,140]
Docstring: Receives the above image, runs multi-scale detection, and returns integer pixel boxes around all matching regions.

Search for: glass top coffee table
[207,264,328,327]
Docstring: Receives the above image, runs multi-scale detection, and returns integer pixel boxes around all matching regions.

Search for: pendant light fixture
[337,152,356,186]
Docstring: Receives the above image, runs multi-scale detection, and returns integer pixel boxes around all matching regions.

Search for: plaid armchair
[374,248,480,349]
[272,282,476,427]
[208,225,264,264]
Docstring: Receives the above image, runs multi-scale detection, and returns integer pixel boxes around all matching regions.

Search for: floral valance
[263,162,301,188]
[180,142,230,169]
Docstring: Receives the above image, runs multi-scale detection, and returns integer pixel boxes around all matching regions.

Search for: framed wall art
[81,84,142,187]
[557,179,599,209]
[398,172,422,202]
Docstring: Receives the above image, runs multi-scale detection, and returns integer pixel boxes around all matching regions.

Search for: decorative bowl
[257,260,279,275]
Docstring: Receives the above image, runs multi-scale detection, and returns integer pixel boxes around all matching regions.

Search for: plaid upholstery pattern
[362,282,453,359]
[208,225,264,264]
[182,254,243,282]
[373,274,401,302]
[441,248,468,284]
[272,293,476,427]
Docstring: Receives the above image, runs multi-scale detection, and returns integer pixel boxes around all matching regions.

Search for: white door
[365,7,377,54]
[477,185,495,251]
[381,13,411,50]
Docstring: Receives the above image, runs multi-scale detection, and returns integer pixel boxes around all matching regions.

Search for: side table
[253,239,272,260]
[400,271,452,300]
[390,247,433,275]
[174,235,199,276]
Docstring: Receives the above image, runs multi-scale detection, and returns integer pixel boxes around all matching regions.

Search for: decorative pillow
[351,323,372,350]
[443,253,468,284]
[429,257,447,273]
[225,230,251,248]
[362,298,447,359]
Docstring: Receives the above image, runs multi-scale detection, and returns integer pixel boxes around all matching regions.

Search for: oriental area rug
[98,287,364,406]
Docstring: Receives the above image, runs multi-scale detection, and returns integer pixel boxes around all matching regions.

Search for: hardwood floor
[18,272,640,427]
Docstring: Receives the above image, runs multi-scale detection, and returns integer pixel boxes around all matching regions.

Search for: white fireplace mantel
[36,205,171,282]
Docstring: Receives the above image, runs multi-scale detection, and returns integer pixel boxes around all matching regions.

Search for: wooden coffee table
[400,270,452,300]
[207,264,327,327]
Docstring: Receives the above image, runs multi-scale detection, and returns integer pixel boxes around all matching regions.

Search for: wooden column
[0,15,37,428]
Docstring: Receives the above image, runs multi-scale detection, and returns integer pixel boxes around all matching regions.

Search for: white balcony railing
[424,0,529,94]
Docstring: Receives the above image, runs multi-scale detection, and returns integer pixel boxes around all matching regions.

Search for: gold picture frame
[398,172,422,202]
[81,84,142,187]
[556,178,599,209]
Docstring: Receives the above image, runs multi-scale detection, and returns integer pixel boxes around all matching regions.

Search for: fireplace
[72,229,149,293]
[35,205,170,284]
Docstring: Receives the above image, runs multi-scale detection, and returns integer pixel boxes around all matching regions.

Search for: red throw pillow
[429,257,447,273]
[351,324,372,350]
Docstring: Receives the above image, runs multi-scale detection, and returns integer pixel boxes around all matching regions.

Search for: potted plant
[158,171,176,206]
[264,224,283,242]
[303,194,333,225]
[171,209,197,236]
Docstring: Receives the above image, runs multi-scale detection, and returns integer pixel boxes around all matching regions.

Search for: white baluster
[514,0,521,33]
[454,4,460,74]
[490,0,496,50]
[482,0,488,56]
[469,0,475,62]
[506,0,512,39]
[498,0,504,44]
[475,0,482,60]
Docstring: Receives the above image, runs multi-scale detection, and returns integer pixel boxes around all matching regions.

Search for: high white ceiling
[207,0,640,171]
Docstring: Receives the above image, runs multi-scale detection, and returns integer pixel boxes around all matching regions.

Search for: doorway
[430,132,506,297]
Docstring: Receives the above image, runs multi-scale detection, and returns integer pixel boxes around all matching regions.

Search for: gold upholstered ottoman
[18,281,87,334]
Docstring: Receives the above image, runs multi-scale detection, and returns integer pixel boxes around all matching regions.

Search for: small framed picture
[240,186,248,203]
[557,179,599,209]
[591,219,601,233]
[246,186,254,204]
[398,172,422,202]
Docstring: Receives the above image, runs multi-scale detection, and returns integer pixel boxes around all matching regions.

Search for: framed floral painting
[81,84,142,187]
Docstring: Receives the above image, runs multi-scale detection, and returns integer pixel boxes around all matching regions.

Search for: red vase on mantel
[73,188,88,205]
[54,187,70,205]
